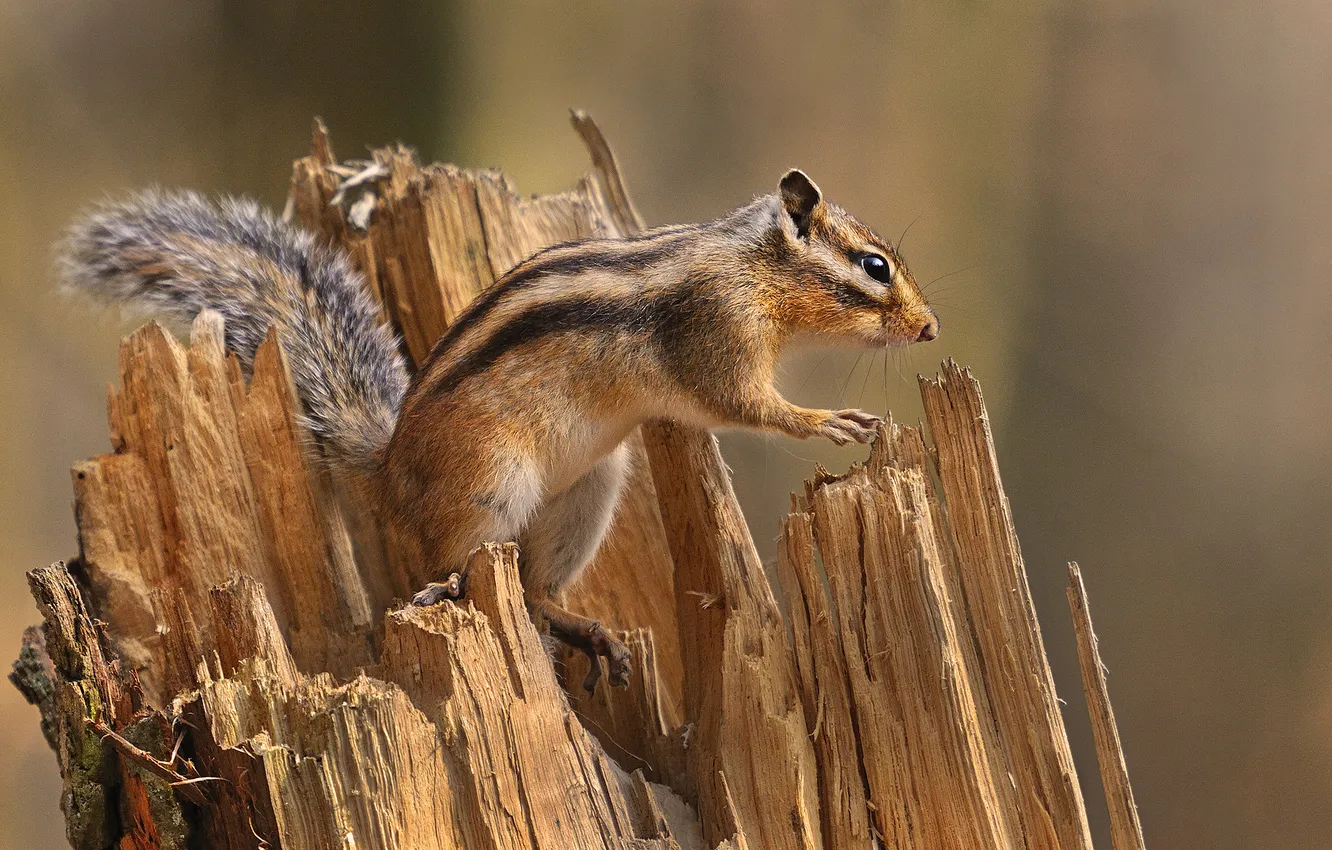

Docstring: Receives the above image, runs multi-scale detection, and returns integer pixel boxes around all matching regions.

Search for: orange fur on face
[764,199,937,349]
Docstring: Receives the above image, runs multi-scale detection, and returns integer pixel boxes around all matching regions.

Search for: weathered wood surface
[781,424,1018,850]
[11,118,1145,850]
[1068,563,1147,850]
[774,361,1124,850]
[645,419,820,850]
[23,550,706,850]
[75,311,375,704]
[920,362,1096,850]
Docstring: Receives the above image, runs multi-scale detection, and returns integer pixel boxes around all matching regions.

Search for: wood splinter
[91,721,214,806]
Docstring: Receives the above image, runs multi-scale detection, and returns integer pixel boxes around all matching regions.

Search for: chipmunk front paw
[411,572,466,606]
[818,409,881,445]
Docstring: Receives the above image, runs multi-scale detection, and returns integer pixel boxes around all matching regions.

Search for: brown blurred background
[2,2,1329,847]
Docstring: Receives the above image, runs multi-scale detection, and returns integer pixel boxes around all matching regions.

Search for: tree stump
[10,114,1145,849]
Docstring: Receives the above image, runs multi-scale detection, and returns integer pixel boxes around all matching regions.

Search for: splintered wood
[1068,563,1147,850]
[779,361,1114,850]
[13,119,1146,849]
[75,312,375,699]
[27,551,702,850]
[645,419,821,850]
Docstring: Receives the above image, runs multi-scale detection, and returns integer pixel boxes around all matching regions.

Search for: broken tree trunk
[11,115,1145,849]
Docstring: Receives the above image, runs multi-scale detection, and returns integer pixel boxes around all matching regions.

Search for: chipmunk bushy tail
[60,189,407,475]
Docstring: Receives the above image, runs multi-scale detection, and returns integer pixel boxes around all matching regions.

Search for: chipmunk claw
[527,593,634,692]
[534,602,633,692]
[590,624,634,690]
[819,409,882,445]
[567,620,632,692]
[411,572,466,606]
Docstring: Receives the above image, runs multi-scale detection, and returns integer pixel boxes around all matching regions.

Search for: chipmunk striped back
[399,171,937,428]
[59,190,407,475]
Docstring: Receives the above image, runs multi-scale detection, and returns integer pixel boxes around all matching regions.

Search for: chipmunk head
[763,169,938,348]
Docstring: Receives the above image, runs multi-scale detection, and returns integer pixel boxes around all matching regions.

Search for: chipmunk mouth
[872,315,939,347]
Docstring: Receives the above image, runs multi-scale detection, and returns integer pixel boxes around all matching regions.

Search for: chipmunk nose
[916,313,940,342]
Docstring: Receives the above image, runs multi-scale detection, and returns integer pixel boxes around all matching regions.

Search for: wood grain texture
[781,421,1022,850]
[75,311,377,699]
[920,359,1095,850]
[29,550,704,850]
[22,566,184,850]
[1068,562,1147,850]
[644,419,820,850]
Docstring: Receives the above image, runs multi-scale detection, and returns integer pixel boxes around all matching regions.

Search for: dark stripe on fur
[426,271,739,400]
[499,238,684,291]
[831,284,883,310]
[428,296,651,395]
[419,227,697,378]
[422,274,529,365]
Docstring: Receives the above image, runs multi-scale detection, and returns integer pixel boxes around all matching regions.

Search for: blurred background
[2,1,1329,847]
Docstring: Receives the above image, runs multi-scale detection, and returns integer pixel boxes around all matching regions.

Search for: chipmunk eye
[859,253,894,284]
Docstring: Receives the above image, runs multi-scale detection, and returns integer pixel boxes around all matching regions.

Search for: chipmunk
[60,169,938,689]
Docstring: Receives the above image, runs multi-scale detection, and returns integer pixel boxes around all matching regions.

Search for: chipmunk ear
[779,169,823,238]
